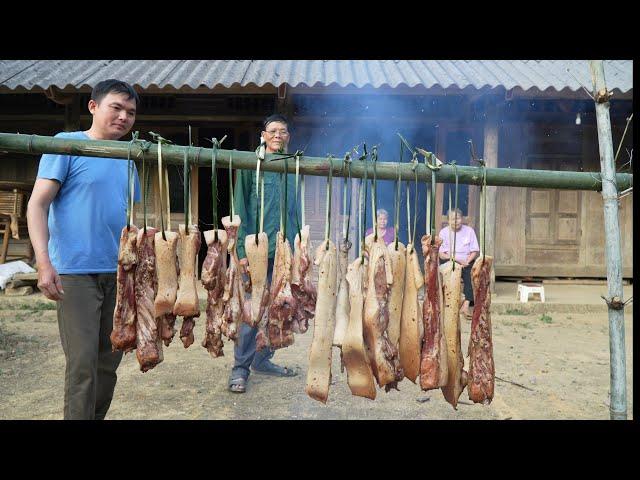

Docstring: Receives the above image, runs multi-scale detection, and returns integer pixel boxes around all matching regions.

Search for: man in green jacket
[229,113,300,394]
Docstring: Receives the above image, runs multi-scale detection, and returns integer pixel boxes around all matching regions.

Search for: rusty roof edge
[0,82,632,99]
[0,86,633,103]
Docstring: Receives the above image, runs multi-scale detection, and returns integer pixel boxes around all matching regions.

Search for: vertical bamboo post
[190,127,200,230]
[589,60,627,420]
[64,95,81,132]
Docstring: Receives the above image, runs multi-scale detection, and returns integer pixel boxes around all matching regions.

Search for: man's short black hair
[91,79,140,106]
[263,113,289,130]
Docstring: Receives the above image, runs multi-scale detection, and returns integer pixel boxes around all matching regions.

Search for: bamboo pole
[589,60,627,421]
[0,132,633,191]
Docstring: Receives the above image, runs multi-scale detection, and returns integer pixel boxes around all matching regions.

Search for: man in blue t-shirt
[26,79,141,420]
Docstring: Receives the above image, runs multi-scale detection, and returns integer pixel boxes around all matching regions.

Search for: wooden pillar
[190,127,199,228]
[483,106,499,293]
[434,122,447,229]
[467,123,483,231]
[276,84,289,116]
[64,95,81,132]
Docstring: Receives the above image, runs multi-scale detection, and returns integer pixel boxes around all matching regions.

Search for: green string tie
[324,155,334,250]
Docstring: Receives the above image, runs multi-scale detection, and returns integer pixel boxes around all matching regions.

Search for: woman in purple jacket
[365,209,395,245]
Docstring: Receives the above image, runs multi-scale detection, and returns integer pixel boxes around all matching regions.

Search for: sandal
[251,361,298,377]
[228,377,247,393]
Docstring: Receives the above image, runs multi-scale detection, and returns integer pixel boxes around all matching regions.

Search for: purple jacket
[365,227,396,245]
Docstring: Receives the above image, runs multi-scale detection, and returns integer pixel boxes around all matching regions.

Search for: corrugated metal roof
[0,60,632,94]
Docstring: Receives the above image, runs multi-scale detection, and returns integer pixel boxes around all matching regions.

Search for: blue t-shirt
[37,131,141,274]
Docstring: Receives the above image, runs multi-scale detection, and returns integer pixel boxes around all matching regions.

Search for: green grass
[506,308,526,315]
[1,315,43,359]
[0,328,41,356]
[0,301,56,312]
[505,319,533,329]
[540,314,553,324]
[28,301,57,311]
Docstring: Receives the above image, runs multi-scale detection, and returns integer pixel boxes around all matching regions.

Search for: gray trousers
[230,258,275,381]
[57,274,122,420]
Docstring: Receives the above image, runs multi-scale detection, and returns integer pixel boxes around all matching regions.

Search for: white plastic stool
[517,283,545,303]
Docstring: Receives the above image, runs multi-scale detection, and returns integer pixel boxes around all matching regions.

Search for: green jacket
[234,164,302,260]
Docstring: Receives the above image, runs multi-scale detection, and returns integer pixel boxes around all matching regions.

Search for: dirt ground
[0,292,633,420]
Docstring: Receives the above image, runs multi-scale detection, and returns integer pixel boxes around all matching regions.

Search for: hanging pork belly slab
[468,256,495,404]
[440,261,467,409]
[399,243,423,383]
[245,232,269,328]
[419,234,448,390]
[305,239,338,403]
[342,257,377,400]
[111,225,139,354]
[201,229,228,358]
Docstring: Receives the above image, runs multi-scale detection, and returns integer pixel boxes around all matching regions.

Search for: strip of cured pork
[332,238,351,349]
[258,232,296,350]
[341,257,377,400]
[291,225,316,335]
[440,261,467,409]
[244,232,269,328]
[111,225,138,353]
[221,215,250,341]
[305,239,338,403]
[386,241,406,350]
[398,243,423,383]
[467,256,495,404]
[153,230,179,347]
[159,247,179,347]
[201,229,228,357]
[173,224,201,348]
[419,234,448,390]
[362,237,404,391]
[135,227,163,372]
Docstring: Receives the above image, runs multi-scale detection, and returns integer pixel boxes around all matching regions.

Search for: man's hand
[27,178,62,300]
[37,261,64,301]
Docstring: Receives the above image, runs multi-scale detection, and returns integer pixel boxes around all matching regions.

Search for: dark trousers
[440,258,476,306]
[461,258,476,306]
[57,274,122,420]
[230,258,275,382]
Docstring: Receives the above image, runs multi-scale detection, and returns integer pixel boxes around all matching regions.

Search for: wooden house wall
[494,122,633,278]
[0,119,62,262]
[0,94,633,278]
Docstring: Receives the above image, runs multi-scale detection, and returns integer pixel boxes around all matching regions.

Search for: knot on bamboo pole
[595,88,613,104]
[600,295,626,310]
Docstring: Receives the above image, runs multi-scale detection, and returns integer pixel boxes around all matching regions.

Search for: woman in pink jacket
[438,208,480,319]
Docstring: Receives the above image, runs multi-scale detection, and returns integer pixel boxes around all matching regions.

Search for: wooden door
[525,155,582,265]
